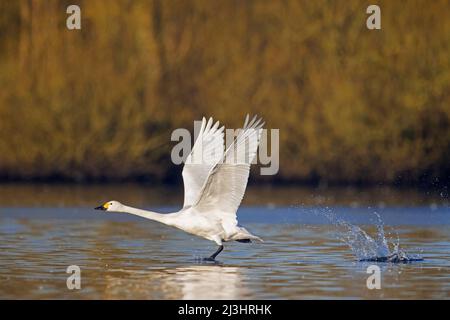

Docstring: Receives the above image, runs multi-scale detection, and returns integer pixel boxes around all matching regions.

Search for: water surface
[1,196,449,299]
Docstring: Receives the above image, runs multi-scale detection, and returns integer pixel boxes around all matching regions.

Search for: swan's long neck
[120,205,175,225]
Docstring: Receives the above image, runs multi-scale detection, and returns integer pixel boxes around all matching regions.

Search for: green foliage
[0,0,449,185]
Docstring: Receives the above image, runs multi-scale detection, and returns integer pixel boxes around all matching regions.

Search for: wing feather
[182,117,224,208]
[192,115,264,217]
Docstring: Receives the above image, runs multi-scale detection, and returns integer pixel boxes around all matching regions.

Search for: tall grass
[0,0,449,185]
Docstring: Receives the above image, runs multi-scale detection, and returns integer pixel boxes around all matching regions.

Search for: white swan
[95,115,264,261]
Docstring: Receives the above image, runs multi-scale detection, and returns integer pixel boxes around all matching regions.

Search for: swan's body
[95,115,264,260]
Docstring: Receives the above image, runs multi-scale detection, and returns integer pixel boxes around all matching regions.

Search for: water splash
[319,208,423,263]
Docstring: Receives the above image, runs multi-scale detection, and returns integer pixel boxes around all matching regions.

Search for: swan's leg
[208,245,224,260]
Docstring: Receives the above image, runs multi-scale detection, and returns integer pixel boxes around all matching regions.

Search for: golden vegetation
[0,0,449,185]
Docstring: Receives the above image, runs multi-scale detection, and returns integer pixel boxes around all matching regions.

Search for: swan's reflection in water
[104,265,249,299]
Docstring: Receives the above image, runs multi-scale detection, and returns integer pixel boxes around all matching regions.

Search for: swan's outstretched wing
[192,115,264,216]
[182,117,224,208]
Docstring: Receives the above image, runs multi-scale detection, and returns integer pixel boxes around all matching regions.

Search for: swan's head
[94,200,123,212]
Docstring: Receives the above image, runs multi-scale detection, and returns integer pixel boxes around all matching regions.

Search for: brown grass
[0,0,449,185]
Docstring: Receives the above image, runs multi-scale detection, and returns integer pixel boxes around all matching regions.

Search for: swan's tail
[234,227,264,243]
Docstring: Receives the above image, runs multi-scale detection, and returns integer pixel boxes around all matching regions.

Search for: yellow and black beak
[94,203,109,211]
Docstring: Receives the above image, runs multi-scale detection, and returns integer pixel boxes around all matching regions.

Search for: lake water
[0,184,449,299]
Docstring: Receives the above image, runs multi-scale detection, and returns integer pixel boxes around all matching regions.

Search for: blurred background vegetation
[0,0,448,187]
